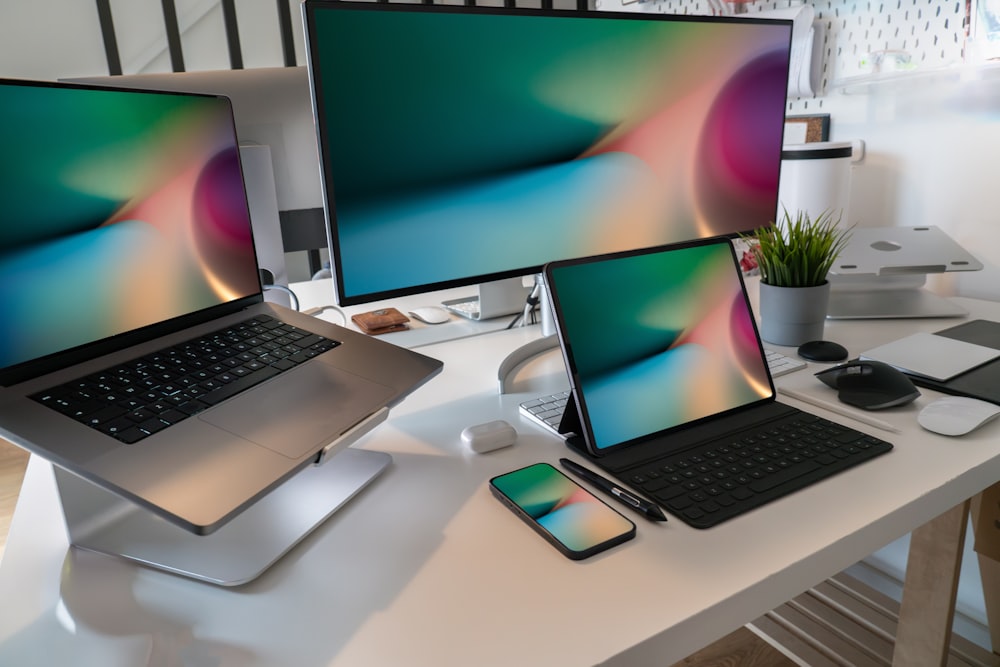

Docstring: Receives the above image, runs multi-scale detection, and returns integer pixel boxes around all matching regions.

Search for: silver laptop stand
[55,444,391,587]
[826,274,968,319]
[826,226,981,319]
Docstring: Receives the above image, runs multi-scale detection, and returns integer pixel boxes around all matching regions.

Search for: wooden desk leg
[971,485,1000,655]
[892,499,970,667]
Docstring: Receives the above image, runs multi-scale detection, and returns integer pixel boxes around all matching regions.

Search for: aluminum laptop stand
[826,226,981,319]
[53,411,391,587]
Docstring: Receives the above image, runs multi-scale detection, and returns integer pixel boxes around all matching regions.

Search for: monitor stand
[441,276,532,321]
[497,273,561,394]
[55,443,391,587]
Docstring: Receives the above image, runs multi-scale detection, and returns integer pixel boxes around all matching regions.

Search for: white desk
[2,290,1000,666]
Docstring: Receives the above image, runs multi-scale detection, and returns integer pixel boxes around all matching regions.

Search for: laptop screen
[547,238,773,453]
[0,80,261,372]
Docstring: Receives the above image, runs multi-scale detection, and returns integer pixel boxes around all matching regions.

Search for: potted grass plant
[746,208,852,346]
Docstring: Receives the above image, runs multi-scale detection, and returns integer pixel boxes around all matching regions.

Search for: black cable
[508,278,542,329]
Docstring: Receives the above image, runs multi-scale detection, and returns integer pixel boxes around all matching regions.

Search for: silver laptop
[0,78,442,536]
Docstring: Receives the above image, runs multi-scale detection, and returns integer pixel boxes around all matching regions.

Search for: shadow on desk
[0,450,468,665]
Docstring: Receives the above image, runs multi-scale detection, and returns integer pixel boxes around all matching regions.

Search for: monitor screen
[303,3,792,307]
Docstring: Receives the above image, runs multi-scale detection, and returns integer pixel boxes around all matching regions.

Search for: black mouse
[798,340,849,362]
[814,360,920,410]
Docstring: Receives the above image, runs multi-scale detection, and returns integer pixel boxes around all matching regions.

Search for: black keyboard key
[100,417,136,437]
[293,333,325,349]
[126,408,155,422]
[157,409,188,425]
[138,417,168,435]
[652,485,686,502]
[176,400,210,416]
[716,494,736,507]
[683,507,705,521]
[269,359,296,372]
[116,427,147,445]
[749,461,821,493]
[731,487,754,501]
[200,365,281,406]
[666,496,694,511]
[84,405,127,427]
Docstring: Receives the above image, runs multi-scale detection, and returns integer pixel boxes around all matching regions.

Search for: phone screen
[490,462,636,560]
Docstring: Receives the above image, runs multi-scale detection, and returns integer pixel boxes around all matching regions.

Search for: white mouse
[408,306,450,325]
[917,396,1000,437]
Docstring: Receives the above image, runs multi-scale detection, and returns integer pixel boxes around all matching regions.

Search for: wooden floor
[668,627,797,667]
[0,438,28,564]
[0,438,795,666]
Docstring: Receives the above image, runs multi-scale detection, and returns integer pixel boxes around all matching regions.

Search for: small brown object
[351,308,410,335]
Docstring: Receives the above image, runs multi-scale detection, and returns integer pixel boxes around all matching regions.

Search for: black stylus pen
[559,458,667,522]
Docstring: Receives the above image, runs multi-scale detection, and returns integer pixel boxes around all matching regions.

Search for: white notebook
[860,332,1000,382]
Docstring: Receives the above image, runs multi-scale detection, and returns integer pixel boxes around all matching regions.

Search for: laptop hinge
[314,407,390,466]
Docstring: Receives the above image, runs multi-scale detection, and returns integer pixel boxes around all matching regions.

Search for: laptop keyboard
[31,315,339,445]
[612,411,892,528]
[519,350,806,436]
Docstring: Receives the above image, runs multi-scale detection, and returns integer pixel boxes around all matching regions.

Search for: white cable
[262,283,300,312]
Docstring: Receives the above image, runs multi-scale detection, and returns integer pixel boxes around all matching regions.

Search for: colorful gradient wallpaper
[548,241,772,451]
[0,82,260,370]
[491,462,634,555]
[306,5,792,302]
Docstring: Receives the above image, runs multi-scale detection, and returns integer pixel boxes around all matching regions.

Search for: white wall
[822,83,1000,301]
[0,3,108,80]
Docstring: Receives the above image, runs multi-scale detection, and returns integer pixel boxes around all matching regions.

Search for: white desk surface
[3,286,1000,666]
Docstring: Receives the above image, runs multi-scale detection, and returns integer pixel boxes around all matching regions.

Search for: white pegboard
[595,0,970,112]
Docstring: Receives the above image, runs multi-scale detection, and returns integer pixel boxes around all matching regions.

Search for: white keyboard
[518,390,571,435]
[518,350,807,436]
[765,349,807,377]
[442,297,480,320]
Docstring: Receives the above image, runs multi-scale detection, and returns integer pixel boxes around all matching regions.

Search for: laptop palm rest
[200,360,395,460]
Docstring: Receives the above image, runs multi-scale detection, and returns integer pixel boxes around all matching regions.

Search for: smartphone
[489,462,636,560]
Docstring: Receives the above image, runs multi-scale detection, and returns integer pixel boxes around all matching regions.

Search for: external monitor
[303,3,793,319]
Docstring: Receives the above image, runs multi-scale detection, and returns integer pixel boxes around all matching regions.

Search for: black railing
[94,0,588,76]
[95,0,122,75]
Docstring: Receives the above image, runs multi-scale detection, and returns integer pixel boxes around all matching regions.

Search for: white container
[777,141,853,225]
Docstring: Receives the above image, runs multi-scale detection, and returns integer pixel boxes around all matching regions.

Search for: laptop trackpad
[200,362,395,460]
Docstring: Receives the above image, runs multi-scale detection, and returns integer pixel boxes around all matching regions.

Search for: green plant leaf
[741,208,853,288]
